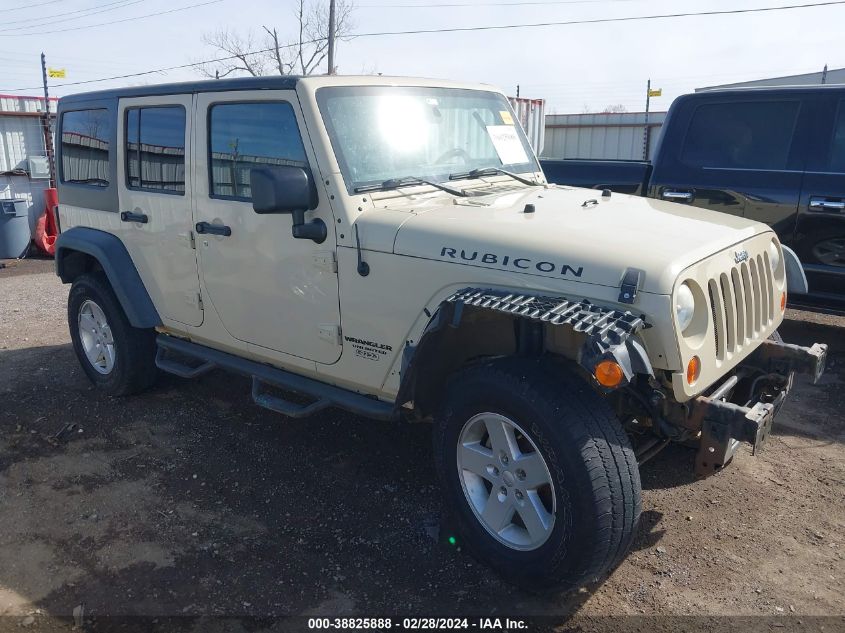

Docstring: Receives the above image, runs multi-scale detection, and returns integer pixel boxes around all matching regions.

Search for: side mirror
[250,165,326,243]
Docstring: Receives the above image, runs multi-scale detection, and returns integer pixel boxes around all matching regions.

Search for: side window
[125,106,186,193]
[829,100,845,173]
[680,101,800,171]
[208,101,308,200]
[61,109,110,187]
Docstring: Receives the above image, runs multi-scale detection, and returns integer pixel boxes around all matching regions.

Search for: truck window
[208,101,308,201]
[125,106,186,194]
[829,100,845,173]
[680,101,799,171]
[60,109,110,187]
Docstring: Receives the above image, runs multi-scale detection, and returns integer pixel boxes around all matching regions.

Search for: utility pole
[821,63,828,84]
[327,0,336,75]
[642,78,651,161]
[516,84,520,98]
[40,52,56,188]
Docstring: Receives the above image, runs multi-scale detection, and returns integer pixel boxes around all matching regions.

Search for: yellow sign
[48,68,66,78]
[647,88,662,97]
[499,110,514,125]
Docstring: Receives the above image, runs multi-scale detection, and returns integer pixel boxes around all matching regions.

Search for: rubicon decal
[439,247,584,277]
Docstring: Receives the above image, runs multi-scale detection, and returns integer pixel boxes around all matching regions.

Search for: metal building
[542,111,667,160]
[697,66,845,90]
[0,94,55,238]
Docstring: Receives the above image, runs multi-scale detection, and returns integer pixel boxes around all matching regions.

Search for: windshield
[316,86,540,193]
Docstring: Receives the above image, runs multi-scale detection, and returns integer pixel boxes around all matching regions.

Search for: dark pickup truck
[541,86,845,314]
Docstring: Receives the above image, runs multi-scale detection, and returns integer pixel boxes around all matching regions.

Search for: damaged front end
[632,339,828,477]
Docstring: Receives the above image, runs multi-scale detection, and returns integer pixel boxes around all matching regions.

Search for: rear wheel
[68,272,158,396]
[433,358,641,590]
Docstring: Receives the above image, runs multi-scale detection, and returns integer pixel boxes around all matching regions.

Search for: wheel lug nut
[499,486,507,496]
[516,469,526,480]
[515,490,524,500]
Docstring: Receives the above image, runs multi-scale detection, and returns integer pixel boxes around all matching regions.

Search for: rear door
[793,92,845,301]
[117,95,203,327]
[648,94,808,245]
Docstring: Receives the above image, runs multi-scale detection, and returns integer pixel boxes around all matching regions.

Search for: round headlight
[768,239,781,272]
[675,282,695,333]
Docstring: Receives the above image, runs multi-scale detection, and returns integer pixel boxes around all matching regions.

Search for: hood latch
[619,268,642,304]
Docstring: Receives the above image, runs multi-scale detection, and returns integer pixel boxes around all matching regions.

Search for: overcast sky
[0,0,842,114]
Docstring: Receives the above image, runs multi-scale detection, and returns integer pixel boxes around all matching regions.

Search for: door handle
[809,198,845,211]
[120,211,149,223]
[662,190,694,202]
[195,221,231,237]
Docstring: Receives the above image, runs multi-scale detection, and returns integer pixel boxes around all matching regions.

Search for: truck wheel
[433,358,641,590]
[68,272,158,396]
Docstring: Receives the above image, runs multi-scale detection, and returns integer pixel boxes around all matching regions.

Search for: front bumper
[689,341,827,477]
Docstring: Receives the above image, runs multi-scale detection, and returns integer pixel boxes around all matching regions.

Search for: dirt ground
[1,257,843,631]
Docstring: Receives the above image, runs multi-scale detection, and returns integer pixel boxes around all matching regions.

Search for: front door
[649,95,807,246]
[793,94,845,304]
[117,95,203,327]
[193,91,341,364]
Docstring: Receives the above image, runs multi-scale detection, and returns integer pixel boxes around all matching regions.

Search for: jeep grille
[707,251,775,360]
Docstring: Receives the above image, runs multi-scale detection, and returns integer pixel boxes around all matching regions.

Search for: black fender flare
[395,288,652,416]
[55,227,161,329]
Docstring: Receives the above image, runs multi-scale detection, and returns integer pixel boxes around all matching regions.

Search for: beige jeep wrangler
[54,75,827,589]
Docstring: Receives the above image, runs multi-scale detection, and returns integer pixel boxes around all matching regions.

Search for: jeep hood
[388,185,771,295]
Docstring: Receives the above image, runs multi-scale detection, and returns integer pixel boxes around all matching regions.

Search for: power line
[0,0,225,37]
[0,40,322,92]
[3,0,67,13]
[1,0,843,89]
[358,0,668,7]
[0,0,145,33]
[349,1,845,37]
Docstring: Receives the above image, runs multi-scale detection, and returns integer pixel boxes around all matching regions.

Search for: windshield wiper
[448,167,539,187]
[354,176,468,197]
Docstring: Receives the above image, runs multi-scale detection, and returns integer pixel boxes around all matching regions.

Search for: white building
[0,95,55,237]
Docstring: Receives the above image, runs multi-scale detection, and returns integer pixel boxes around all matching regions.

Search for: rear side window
[61,109,110,187]
[125,106,186,193]
[208,101,308,200]
[829,100,845,173]
[680,101,800,171]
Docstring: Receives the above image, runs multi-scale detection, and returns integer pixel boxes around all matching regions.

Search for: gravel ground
[1,259,843,631]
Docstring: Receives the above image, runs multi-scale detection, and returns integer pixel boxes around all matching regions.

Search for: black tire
[433,358,641,591]
[68,272,158,396]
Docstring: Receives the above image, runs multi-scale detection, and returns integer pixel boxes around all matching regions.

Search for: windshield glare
[317,86,539,192]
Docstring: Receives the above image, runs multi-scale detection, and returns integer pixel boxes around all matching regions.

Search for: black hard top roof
[59,75,302,106]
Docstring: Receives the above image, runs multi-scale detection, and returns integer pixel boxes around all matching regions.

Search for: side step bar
[155,335,396,421]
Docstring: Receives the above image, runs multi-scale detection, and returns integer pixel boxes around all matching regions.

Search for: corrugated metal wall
[508,97,545,155]
[0,95,55,240]
[542,111,667,160]
[0,115,46,172]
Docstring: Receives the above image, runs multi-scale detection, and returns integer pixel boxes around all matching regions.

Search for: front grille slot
[706,249,775,358]
[708,279,725,360]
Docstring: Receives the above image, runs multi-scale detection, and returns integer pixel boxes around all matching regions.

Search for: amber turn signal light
[595,360,624,388]
[780,291,786,312]
[687,356,701,385]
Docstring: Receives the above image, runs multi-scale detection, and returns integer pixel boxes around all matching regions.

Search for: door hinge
[313,251,338,273]
[318,324,342,346]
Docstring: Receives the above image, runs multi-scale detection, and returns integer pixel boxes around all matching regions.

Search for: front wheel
[433,359,641,590]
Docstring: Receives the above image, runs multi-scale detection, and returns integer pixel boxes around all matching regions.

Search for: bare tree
[199,0,354,78]
[601,104,628,114]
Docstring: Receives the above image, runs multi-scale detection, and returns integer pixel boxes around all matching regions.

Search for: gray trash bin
[0,199,31,259]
